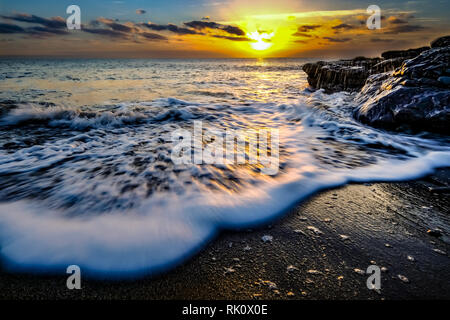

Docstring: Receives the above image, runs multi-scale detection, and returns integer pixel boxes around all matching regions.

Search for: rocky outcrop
[353,44,450,134]
[302,58,381,92]
[302,35,450,134]
[431,35,450,48]
[381,47,429,59]
[302,47,427,93]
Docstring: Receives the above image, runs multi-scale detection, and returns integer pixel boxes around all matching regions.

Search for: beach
[1,168,448,300]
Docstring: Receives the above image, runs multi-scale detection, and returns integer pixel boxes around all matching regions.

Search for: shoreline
[1,169,448,300]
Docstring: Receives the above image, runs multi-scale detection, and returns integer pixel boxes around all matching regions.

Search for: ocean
[0,58,449,276]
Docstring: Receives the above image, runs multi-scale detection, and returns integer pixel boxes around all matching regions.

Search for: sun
[247,31,275,51]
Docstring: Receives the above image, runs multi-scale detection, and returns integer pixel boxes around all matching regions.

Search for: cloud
[141,32,168,41]
[82,28,129,39]
[0,23,25,33]
[184,20,245,36]
[322,37,352,43]
[140,22,200,35]
[1,13,66,29]
[332,23,355,30]
[136,9,146,15]
[97,18,135,33]
[384,24,426,34]
[292,31,313,37]
[295,25,321,32]
[387,16,408,24]
[370,38,394,43]
[212,35,251,41]
[26,26,68,36]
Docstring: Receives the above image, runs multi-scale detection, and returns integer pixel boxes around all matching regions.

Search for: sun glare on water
[247,31,275,51]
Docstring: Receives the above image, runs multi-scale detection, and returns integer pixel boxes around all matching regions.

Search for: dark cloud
[97,18,135,33]
[1,13,66,29]
[0,23,25,33]
[387,16,408,24]
[212,35,251,41]
[292,31,313,37]
[370,38,394,43]
[184,20,245,36]
[140,23,200,35]
[384,24,426,34]
[296,25,321,32]
[136,9,146,15]
[26,26,68,35]
[323,37,352,43]
[332,23,355,30]
[141,32,168,41]
[82,28,129,39]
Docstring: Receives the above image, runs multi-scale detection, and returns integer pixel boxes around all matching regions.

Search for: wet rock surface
[354,46,450,134]
[302,35,450,134]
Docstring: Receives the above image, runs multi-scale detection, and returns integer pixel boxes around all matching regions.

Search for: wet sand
[0,169,449,300]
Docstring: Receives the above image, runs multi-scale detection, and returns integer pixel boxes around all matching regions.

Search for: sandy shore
[0,169,449,300]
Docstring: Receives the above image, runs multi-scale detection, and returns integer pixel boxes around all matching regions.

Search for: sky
[0,0,449,58]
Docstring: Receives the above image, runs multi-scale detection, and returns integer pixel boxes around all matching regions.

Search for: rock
[431,35,450,48]
[438,76,450,85]
[433,248,447,255]
[397,274,410,283]
[302,58,381,92]
[354,268,365,275]
[306,226,323,235]
[354,46,450,134]
[261,235,273,243]
[286,265,299,273]
[381,47,429,60]
[427,228,443,237]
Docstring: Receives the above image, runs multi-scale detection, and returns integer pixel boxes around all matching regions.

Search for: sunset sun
[247,31,275,51]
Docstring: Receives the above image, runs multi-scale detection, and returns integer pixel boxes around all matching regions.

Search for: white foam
[0,150,448,276]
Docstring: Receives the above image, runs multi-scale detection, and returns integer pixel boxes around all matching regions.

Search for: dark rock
[427,229,443,237]
[353,46,450,134]
[431,35,450,48]
[381,47,429,60]
[302,58,381,92]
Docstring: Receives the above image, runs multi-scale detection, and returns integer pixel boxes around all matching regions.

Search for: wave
[0,94,449,277]
[0,151,448,276]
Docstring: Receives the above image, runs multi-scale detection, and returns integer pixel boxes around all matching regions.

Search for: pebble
[286,265,299,273]
[397,274,409,283]
[224,267,236,275]
[307,226,323,235]
[433,248,447,255]
[243,245,252,251]
[385,243,392,248]
[257,280,278,290]
[286,291,295,297]
[354,268,365,275]
[261,235,273,243]
[427,229,443,237]
[307,269,322,275]
[381,267,388,273]
[294,229,307,236]
[339,234,350,241]
[407,255,415,262]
